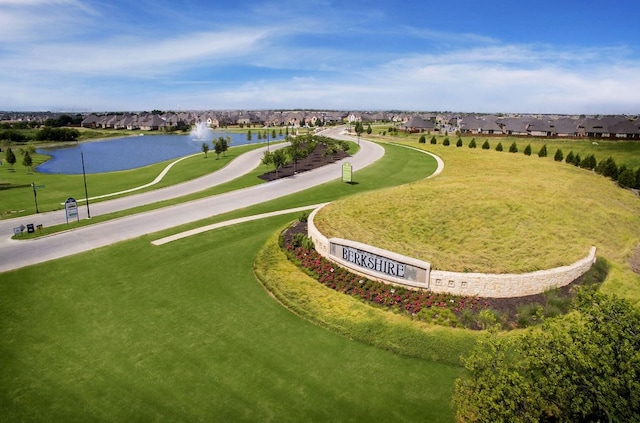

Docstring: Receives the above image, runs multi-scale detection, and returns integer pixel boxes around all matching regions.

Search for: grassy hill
[314,138,640,304]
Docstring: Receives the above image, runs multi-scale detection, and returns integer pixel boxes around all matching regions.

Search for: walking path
[0,128,385,273]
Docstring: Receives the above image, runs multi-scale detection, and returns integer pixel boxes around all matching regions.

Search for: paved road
[0,128,384,273]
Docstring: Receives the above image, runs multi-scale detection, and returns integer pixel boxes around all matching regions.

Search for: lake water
[36,131,284,174]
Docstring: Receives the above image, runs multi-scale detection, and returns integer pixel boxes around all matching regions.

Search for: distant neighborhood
[1,110,640,139]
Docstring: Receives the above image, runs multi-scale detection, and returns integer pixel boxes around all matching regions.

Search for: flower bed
[284,242,491,328]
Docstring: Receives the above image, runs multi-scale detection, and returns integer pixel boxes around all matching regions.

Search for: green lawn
[316,137,640,304]
[1,143,463,422]
[0,143,268,219]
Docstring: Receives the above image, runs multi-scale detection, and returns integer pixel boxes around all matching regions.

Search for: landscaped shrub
[482,140,490,149]
[636,167,640,189]
[602,157,618,179]
[443,137,450,146]
[419,134,426,144]
[538,144,548,157]
[554,148,564,162]
[469,138,477,148]
[580,154,597,170]
[495,142,503,152]
[516,303,543,328]
[508,142,518,153]
[565,151,575,164]
[456,138,463,147]
[573,153,581,167]
[523,143,532,156]
[430,135,437,144]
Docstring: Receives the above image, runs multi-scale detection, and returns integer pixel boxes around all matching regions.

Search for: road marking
[151,203,328,246]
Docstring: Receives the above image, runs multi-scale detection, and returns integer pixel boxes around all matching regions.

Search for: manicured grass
[1,142,464,422]
[2,218,461,421]
[0,143,266,218]
[315,138,640,304]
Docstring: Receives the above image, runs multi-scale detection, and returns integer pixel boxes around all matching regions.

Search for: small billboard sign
[65,197,79,224]
[342,162,353,183]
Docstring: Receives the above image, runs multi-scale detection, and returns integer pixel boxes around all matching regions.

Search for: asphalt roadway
[0,128,384,273]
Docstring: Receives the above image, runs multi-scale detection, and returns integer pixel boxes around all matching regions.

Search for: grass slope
[314,140,640,303]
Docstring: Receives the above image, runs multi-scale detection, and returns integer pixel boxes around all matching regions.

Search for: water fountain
[189,122,214,141]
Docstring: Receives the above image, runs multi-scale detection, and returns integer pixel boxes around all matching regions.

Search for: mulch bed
[258,143,349,182]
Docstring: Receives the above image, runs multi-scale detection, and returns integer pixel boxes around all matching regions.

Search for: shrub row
[428,136,640,190]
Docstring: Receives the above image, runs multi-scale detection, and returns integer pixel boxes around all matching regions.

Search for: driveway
[0,128,384,273]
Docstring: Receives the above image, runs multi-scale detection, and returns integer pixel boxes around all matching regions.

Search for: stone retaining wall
[308,205,596,298]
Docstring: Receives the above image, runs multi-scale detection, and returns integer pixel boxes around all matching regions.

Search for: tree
[261,150,273,167]
[271,148,288,178]
[213,139,224,159]
[523,143,532,156]
[602,157,619,180]
[5,147,16,170]
[22,150,33,171]
[456,138,463,147]
[618,167,636,188]
[495,142,503,152]
[554,148,564,162]
[366,124,372,134]
[635,167,640,189]
[565,150,575,164]
[454,290,640,423]
[508,142,518,153]
[247,130,252,141]
[443,137,450,146]
[202,142,209,158]
[538,144,547,157]
[430,135,437,144]
[469,138,477,148]
[419,134,426,144]
[482,140,490,150]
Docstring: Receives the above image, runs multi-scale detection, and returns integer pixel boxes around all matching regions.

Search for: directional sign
[65,197,79,224]
[342,162,353,183]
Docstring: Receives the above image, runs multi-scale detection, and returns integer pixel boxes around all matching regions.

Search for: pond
[36,130,285,174]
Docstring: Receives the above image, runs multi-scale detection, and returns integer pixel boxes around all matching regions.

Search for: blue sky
[2,0,639,114]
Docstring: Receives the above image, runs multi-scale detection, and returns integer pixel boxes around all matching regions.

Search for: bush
[443,137,450,146]
[418,134,426,144]
[430,135,437,144]
[602,157,619,179]
[516,304,543,328]
[456,138,463,147]
[538,144,548,157]
[495,142,503,152]
[636,167,640,189]
[469,138,477,148]
[523,143,532,156]
[508,142,518,153]
[481,140,490,149]
[618,168,635,187]
[573,153,581,167]
[580,154,597,170]
[565,150,575,164]
[554,148,564,162]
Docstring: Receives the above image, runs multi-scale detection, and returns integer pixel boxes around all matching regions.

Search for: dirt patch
[258,143,349,182]
[630,244,640,275]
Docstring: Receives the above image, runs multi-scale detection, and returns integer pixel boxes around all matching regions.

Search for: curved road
[0,128,384,273]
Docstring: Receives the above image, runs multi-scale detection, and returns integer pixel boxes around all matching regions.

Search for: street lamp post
[266,124,270,152]
[80,149,91,219]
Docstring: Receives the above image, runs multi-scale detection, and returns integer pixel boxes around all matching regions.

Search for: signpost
[65,197,79,224]
[342,162,353,183]
[30,182,44,213]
